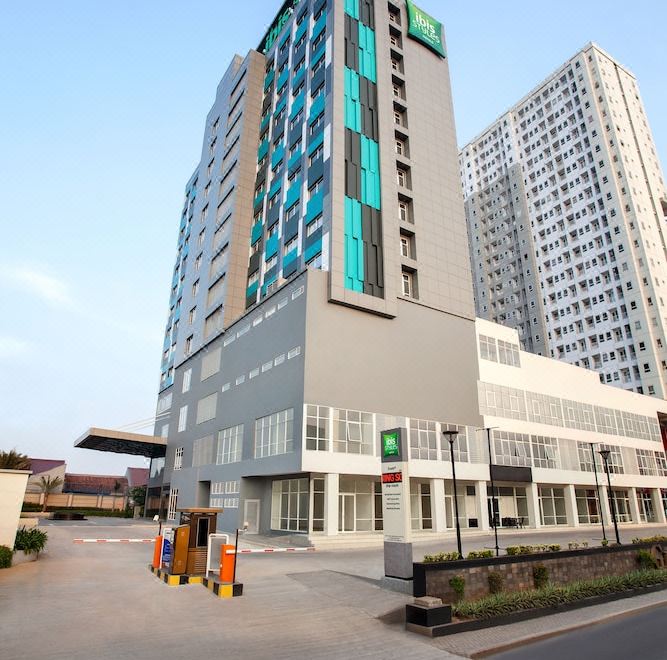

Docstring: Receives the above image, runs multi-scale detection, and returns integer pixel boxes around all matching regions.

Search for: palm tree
[0,449,31,470]
[39,475,64,512]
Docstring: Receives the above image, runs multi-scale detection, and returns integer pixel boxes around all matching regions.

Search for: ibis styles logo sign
[259,0,303,54]
[382,431,401,459]
[406,0,446,58]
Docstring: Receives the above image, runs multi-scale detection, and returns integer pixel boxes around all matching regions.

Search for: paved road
[489,605,667,660]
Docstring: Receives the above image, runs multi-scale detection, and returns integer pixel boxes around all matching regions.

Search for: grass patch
[453,569,667,620]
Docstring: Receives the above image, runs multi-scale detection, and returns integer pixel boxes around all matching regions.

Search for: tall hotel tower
[460,44,667,399]
[141,7,667,538]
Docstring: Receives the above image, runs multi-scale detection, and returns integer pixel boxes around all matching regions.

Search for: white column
[599,484,612,526]
[430,478,447,532]
[564,484,579,528]
[651,488,666,524]
[526,483,542,529]
[324,473,339,536]
[476,480,490,531]
[629,487,642,525]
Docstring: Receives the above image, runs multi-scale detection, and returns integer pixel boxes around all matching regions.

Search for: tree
[38,476,63,512]
[0,449,31,470]
[129,486,146,507]
[112,480,124,511]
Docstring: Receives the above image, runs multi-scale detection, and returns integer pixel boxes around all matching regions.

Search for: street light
[443,429,463,559]
[598,449,621,545]
[588,443,607,542]
[480,427,501,557]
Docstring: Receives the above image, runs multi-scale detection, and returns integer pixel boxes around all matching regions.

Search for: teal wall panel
[344,67,362,132]
[344,0,359,19]
[360,135,381,210]
[305,190,324,223]
[285,178,301,209]
[358,24,377,83]
[344,196,364,292]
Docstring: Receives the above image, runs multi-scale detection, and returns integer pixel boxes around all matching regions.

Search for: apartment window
[333,408,373,455]
[283,235,299,255]
[184,335,193,356]
[391,58,402,73]
[290,111,303,131]
[305,405,330,451]
[395,138,406,156]
[182,368,192,393]
[196,393,217,424]
[192,279,200,296]
[398,201,410,222]
[201,347,221,380]
[312,57,325,76]
[409,419,437,460]
[307,253,322,269]
[174,446,184,470]
[306,214,323,236]
[397,168,407,187]
[188,307,196,325]
[266,254,278,271]
[393,110,405,126]
[254,408,294,458]
[216,424,243,464]
[166,488,179,520]
[392,82,404,99]
[401,270,416,298]
[310,112,324,134]
[309,143,324,165]
[308,177,323,199]
[400,235,410,258]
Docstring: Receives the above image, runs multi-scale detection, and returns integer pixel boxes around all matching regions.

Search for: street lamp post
[443,429,463,559]
[588,443,607,542]
[598,449,621,545]
[484,427,500,557]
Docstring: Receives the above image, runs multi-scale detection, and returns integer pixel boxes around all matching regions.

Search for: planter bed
[408,581,667,637]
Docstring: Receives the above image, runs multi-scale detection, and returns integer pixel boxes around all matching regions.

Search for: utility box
[175,508,222,575]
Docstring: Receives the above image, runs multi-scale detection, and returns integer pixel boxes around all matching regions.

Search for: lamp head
[598,448,611,460]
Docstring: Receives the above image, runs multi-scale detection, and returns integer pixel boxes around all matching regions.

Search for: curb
[470,596,667,658]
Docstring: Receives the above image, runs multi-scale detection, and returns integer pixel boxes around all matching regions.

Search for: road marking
[73,539,154,544]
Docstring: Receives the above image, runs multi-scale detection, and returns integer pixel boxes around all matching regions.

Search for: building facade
[146,5,667,539]
[460,44,667,399]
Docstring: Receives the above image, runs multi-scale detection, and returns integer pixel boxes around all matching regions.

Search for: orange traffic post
[219,544,235,583]
[152,536,163,569]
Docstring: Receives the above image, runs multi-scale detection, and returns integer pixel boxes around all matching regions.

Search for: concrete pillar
[324,473,339,536]
[476,481,490,531]
[629,487,642,524]
[564,484,580,527]
[526,483,542,529]
[599,484,612,526]
[651,488,666,524]
[430,478,447,532]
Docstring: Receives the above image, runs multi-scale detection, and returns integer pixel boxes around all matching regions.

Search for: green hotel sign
[259,0,303,54]
[382,431,400,459]
[406,0,446,58]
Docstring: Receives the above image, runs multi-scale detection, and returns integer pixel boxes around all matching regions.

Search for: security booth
[171,508,222,575]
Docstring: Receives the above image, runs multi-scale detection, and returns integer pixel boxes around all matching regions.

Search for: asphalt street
[489,605,667,660]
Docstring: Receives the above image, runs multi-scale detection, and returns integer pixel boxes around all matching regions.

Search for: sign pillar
[380,428,413,581]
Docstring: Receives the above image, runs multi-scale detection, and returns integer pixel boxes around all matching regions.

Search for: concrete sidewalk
[427,589,667,658]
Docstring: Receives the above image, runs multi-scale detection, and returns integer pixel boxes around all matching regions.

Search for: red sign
[382,472,403,484]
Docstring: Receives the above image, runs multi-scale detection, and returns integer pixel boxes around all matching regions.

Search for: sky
[1,1,666,474]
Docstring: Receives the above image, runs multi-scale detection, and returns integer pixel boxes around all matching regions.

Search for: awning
[74,427,167,459]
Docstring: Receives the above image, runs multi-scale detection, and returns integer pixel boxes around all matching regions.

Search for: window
[271,478,308,532]
[254,408,294,458]
[192,279,200,296]
[308,177,323,199]
[402,270,415,298]
[306,252,322,269]
[409,419,437,460]
[217,424,243,464]
[266,254,278,271]
[167,488,179,520]
[310,112,324,134]
[333,408,373,454]
[397,168,407,187]
[284,235,299,255]
[306,405,330,451]
[182,368,192,393]
[201,347,221,380]
[395,138,405,156]
[306,214,323,236]
[196,393,217,424]
[174,447,184,470]
[398,201,410,222]
[193,435,215,467]
[309,143,323,164]
[176,403,190,433]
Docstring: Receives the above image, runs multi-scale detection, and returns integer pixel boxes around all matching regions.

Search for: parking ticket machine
[171,508,222,575]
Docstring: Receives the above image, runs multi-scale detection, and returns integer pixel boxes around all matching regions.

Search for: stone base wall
[414,543,665,603]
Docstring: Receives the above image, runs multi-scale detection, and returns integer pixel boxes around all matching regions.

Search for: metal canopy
[74,427,167,459]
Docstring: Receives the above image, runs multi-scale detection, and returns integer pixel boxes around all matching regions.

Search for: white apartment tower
[460,43,667,399]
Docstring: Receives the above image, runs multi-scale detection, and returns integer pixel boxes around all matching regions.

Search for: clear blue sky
[1,1,665,474]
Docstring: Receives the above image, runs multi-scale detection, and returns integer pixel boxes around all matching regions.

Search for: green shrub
[21,502,43,512]
[14,527,48,555]
[506,546,520,556]
[488,571,504,594]
[449,575,465,602]
[632,535,667,545]
[467,549,494,559]
[453,569,667,620]
[601,539,609,547]
[533,564,549,589]
[548,544,561,552]
[636,549,658,570]
[422,551,461,563]
[0,545,12,569]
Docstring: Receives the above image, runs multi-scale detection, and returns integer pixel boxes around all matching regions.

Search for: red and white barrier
[225,547,316,554]
[73,538,154,544]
